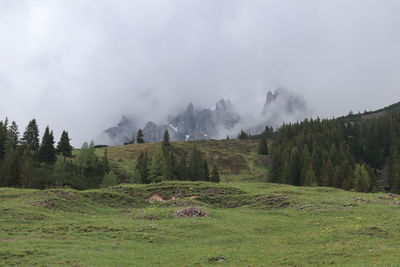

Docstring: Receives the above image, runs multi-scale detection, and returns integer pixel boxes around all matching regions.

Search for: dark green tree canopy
[136,129,145,144]
[57,131,73,157]
[163,129,170,146]
[39,126,56,164]
[22,119,40,150]
[257,134,269,155]
[210,164,220,183]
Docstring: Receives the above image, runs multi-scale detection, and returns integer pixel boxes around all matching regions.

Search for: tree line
[135,130,220,183]
[269,112,400,193]
[0,118,113,189]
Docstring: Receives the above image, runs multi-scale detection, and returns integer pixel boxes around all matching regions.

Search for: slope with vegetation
[269,100,400,193]
[1,181,400,266]
[94,138,266,183]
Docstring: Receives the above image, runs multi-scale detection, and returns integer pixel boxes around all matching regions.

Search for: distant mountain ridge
[96,88,310,145]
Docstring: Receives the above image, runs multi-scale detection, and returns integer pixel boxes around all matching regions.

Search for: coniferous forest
[0,120,220,189]
[270,111,400,193]
[0,118,110,189]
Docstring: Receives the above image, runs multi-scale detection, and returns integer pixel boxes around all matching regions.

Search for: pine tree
[149,154,163,183]
[210,164,220,183]
[7,121,19,150]
[303,165,317,186]
[39,126,56,164]
[21,119,40,150]
[0,120,8,160]
[0,148,21,187]
[163,129,170,146]
[202,161,210,181]
[238,130,248,140]
[57,131,73,157]
[353,164,372,192]
[257,134,269,155]
[136,129,145,144]
[136,151,149,183]
[102,148,111,174]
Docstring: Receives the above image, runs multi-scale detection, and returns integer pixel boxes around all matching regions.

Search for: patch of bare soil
[173,207,208,218]
[148,194,167,203]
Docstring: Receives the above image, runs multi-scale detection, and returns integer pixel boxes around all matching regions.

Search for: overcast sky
[1,0,400,145]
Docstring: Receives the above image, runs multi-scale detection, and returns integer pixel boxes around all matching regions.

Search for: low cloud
[0,1,399,146]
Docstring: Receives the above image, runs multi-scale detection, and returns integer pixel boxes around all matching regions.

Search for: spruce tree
[163,129,170,146]
[22,119,40,150]
[202,161,210,181]
[136,129,145,144]
[257,134,269,155]
[7,121,19,150]
[238,130,248,140]
[353,164,372,192]
[210,164,220,183]
[0,120,8,160]
[57,131,73,157]
[136,151,149,183]
[0,148,21,187]
[39,126,56,164]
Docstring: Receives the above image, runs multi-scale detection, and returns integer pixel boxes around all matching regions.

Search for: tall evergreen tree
[22,119,40,150]
[210,164,220,183]
[257,134,269,155]
[0,120,8,160]
[39,126,56,164]
[163,129,170,146]
[0,148,21,187]
[136,129,145,144]
[238,130,249,139]
[7,121,19,150]
[353,164,372,192]
[57,131,73,157]
[136,151,149,183]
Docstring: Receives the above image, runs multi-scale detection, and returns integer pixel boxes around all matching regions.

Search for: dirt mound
[174,207,208,218]
[148,194,166,203]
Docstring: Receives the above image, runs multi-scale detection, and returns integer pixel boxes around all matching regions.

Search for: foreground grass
[1,182,400,266]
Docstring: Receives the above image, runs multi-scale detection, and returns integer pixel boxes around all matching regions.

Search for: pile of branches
[173,207,208,218]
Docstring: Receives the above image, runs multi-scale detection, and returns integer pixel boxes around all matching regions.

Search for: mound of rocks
[173,207,208,218]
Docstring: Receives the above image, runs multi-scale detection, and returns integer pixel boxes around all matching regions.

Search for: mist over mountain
[97,88,311,145]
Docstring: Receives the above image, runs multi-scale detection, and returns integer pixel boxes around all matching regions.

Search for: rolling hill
[91,139,269,182]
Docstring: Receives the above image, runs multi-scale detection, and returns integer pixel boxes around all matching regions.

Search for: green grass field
[1,181,400,266]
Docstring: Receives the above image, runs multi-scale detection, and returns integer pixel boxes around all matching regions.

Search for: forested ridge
[270,110,400,193]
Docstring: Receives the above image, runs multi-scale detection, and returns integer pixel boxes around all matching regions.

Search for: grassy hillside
[342,101,400,122]
[1,181,400,266]
[91,139,269,182]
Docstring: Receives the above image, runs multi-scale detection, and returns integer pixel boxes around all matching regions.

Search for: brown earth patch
[148,194,167,203]
[174,207,208,218]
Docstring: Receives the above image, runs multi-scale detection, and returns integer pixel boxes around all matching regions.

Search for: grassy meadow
[1,181,400,266]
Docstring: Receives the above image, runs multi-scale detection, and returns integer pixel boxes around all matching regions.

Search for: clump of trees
[135,130,220,183]
[270,113,400,193]
[0,118,113,189]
